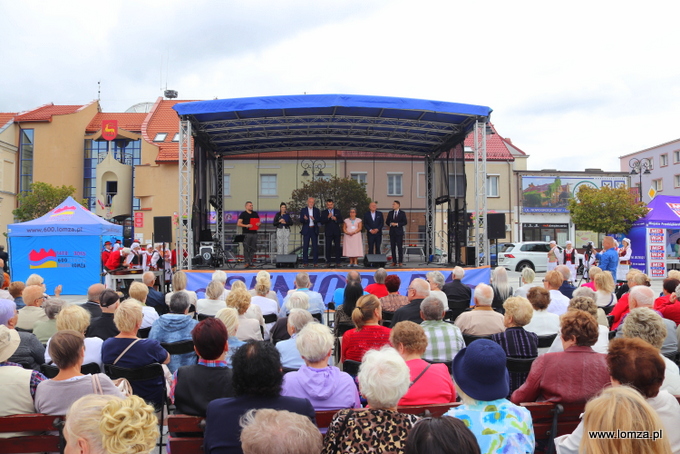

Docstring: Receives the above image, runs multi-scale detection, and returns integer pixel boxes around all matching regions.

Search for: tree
[289,176,372,221]
[12,182,80,222]
[567,185,648,234]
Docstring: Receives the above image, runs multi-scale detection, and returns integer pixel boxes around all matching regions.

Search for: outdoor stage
[184,265,491,305]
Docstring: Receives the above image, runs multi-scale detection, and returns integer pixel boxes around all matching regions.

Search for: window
[487,175,499,197]
[351,173,367,185]
[153,133,167,142]
[172,133,180,142]
[387,173,403,196]
[83,139,142,211]
[661,154,669,167]
[653,178,663,192]
[675,175,680,188]
[19,129,34,193]
[223,174,231,196]
[260,174,277,196]
[647,158,654,170]
[674,150,680,164]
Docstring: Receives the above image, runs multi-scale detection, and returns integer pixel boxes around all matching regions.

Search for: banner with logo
[521,175,628,213]
[646,228,667,278]
[185,266,490,307]
[9,235,101,295]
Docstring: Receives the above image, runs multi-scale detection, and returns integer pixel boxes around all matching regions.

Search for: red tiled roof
[0,113,16,128]
[14,103,87,122]
[141,98,196,163]
[86,112,148,133]
[462,123,517,161]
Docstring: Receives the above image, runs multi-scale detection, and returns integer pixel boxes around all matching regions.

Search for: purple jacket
[281,365,360,411]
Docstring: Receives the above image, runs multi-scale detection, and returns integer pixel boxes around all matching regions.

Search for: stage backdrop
[185,267,491,308]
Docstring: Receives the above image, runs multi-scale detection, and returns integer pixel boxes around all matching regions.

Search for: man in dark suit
[385,200,407,267]
[442,266,472,321]
[320,199,342,267]
[363,201,384,256]
[391,278,430,326]
[300,197,321,267]
[143,271,168,315]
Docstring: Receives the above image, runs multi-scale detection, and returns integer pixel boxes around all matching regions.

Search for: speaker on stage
[276,254,298,268]
[487,213,506,240]
[364,254,387,268]
[154,216,173,243]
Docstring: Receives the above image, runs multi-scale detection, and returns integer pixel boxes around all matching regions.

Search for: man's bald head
[629,285,655,309]
[408,278,430,300]
[87,283,105,303]
[142,271,156,286]
[346,270,361,284]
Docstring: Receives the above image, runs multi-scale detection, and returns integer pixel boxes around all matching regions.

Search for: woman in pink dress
[343,208,363,267]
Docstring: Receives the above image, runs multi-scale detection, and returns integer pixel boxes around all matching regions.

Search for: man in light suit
[320,199,342,268]
[386,200,407,267]
[363,201,384,257]
[300,197,321,267]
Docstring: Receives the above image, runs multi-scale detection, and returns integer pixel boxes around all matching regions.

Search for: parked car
[498,242,551,272]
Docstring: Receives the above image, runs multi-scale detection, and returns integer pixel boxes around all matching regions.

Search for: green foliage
[12,182,79,222]
[289,177,372,221]
[567,185,648,235]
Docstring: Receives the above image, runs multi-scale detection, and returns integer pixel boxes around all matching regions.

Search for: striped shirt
[491,327,538,394]
[421,320,465,363]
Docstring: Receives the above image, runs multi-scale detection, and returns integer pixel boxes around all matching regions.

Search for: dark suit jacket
[81,301,103,319]
[146,286,168,315]
[204,395,316,454]
[320,208,343,235]
[558,281,576,299]
[391,298,424,326]
[363,210,384,233]
[386,210,407,234]
[299,207,321,235]
[442,279,472,312]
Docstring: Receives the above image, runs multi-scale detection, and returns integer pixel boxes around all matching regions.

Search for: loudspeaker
[154,216,173,243]
[276,254,298,268]
[364,254,387,268]
[487,213,506,240]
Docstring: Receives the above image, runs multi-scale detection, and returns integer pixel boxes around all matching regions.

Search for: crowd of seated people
[5,264,680,454]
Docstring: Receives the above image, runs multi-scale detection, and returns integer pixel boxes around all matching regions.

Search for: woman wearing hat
[618,237,632,282]
[443,339,534,453]
[563,241,577,283]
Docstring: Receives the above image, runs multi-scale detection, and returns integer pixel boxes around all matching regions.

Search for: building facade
[619,138,680,203]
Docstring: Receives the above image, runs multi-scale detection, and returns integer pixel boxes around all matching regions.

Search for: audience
[215,307,245,367]
[511,310,609,404]
[281,322,360,420]
[323,348,419,454]
[555,337,680,453]
[86,289,120,340]
[491,297,538,394]
[425,271,448,308]
[212,270,230,301]
[204,341,316,454]
[275,309,314,369]
[35,330,122,416]
[335,281,364,330]
[8,281,25,309]
[609,270,646,329]
[365,268,389,298]
[172,318,235,416]
[622,306,680,395]
[63,394,159,454]
[31,297,65,343]
[390,321,456,406]
[241,408,322,454]
[332,270,362,307]
[405,416,480,454]
[523,287,560,354]
[227,289,263,341]
[279,272,325,318]
[128,282,160,329]
[547,296,609,354]
[391,278,430,325]
[165,270,198,308]
[572,286,608,326]
[442,266,472,321]
[142,271,167,315]
[555,264,576,299]
[454,283,505,336]
[513,267,538,298]
[657,280,680,325]
[250,276,279,340]
[270,291,308,342]
[593,271,617,309]
[149,291,199,372]
[419,296,464,363]
[490,267,512,314]
[249,271,279,303]
[444,339,534,453]
[581,266,601,290]
[543,270,570,315]
[15,284,48,331]
[101,300,170,410]
[46,304,104,369]
[81,283,105,319]
[380,274,409,313]
[197,280,227,316]
[341,294,391,362]
[0,299,45,370]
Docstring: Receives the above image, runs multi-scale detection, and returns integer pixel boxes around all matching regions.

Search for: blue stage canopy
[173,94,492,156]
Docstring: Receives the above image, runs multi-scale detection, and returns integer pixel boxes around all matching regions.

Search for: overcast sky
[2,0,679,171]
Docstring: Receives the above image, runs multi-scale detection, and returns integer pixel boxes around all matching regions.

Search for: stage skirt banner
[9,235,101,295]
[647,228,667,278]
[185,266,491,307]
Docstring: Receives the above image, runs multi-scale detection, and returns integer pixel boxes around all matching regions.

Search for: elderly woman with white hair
[275,309,315,369]
[514,267,538,298]
[197,280,228,316]
[211,270,230,301]
[32,297,66,343]
[249,270,279,303]
[425,271,448,308]
[322,348,419,454]
[490,267,512,314]
[249,272,279,340]
[282,322,360,415]
[165,270,198,308]
[270,291,309,343]
[214,307,245,368]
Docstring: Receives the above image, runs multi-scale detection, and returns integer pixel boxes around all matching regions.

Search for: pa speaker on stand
[276,255,298,268]
[363,254,387,268]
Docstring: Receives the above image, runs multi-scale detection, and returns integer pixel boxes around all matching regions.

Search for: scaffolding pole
[215,158,224,254]
[178,119,192,270]
[425,154,436,260]
[473,119,488,267]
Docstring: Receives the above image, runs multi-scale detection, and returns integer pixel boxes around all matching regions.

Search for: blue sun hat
[452,338,509,401]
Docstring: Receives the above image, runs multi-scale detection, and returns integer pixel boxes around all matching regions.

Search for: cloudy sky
[2,0,679,171]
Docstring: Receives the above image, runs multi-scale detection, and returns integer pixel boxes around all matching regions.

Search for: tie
[395,210,398,217]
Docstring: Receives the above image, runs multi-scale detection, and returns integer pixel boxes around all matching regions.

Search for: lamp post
[300,159,326,181]
[629,157,652,201]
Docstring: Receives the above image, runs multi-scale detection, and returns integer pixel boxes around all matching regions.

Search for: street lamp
[629,157,652,198]
[300,159,326,180]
